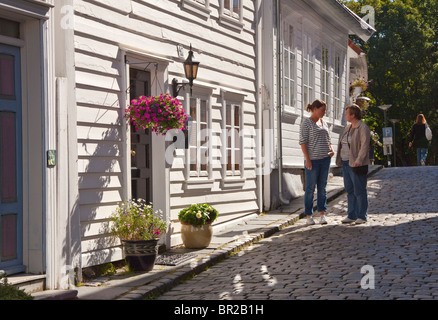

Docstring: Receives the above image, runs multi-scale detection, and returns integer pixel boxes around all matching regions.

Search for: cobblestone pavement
[157,167,438,300]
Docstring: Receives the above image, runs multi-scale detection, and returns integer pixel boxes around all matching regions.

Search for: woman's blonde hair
[306,99,326,113]
[416,114,426,125]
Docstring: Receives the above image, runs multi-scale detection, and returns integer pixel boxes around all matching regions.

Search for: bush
[178,203,219,227]
[0,273,33,300]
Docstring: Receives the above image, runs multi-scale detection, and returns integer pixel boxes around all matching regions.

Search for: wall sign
[47,150,56,167]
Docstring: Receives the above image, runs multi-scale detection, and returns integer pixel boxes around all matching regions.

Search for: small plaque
[47,150,56,167]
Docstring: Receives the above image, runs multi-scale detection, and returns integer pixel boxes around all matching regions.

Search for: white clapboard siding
[73,0,259,264]
[80,203,120,222]
[77,124,122,141]
[280,24,350,167]
[81,248,123,268]
[77,157,123,174]
[78,173,123,190]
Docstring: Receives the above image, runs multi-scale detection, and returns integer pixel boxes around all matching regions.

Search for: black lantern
[172,44,200,97]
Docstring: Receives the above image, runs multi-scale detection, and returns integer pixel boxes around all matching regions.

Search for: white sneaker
[355,218,367,224]
[342,217,356,224]
[421,160,426,166]
[306,217,315,225]
[320,215,328,225]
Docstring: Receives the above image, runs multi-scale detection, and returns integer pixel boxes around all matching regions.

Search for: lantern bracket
[172,78,189,97]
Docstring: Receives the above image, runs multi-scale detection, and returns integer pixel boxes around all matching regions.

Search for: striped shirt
[299,117,332,160]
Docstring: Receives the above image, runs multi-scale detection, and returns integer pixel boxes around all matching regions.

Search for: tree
[342,0,438,165]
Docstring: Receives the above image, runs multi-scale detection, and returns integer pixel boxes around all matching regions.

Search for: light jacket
[336,121,371,167]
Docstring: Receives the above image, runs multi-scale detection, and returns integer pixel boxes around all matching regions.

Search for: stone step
[5,273,46,294]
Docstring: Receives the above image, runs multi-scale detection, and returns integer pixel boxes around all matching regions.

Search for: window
[220,0,243,30]
[189,96,209,177]
[224,0,240,17]
[0,54,15,100]
[334,53,342,120]
[224,103,241,175]
[303,34,314,110]
[321,45,330,114]
[0,18,20,39]
[283,25,296,109]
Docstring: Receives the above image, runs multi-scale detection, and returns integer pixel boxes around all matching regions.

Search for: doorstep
[5,273,46,294]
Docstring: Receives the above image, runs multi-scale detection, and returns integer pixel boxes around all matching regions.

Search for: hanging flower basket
[125,93,188,136]
[349,77,372,93]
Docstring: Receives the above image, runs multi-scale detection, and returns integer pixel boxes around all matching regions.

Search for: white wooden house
[0,0,374,291]
[260,0,375,209]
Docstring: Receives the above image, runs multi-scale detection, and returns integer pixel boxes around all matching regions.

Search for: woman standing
[336,104,370,224]
[409,114,430,166]
[299,100,335,225]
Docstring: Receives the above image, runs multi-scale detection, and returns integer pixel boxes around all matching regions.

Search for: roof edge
[334,0,376,41]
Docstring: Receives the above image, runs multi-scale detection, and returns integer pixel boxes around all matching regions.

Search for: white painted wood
[65,0,367,266]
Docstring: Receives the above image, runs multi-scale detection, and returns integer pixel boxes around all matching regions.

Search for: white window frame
[321,44,330,115]
[283,24,296,111]
[303,34,314,111]
[181,0,211,18]
[188,95,210,178]
[219,0,244,30]
[224,0,241,18]
[223,102,242,177]
[333,51,342,120]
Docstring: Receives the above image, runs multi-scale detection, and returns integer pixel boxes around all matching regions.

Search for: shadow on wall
[76,53,128,271]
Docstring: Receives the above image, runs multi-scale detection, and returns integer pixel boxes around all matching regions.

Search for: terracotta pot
[180,222,213,249]
[122,239,158,272]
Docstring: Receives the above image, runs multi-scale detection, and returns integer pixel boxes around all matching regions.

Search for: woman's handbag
[352,165,368,176]
[425,123,432,141]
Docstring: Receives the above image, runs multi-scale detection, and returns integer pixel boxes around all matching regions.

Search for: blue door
[0,44,24,274]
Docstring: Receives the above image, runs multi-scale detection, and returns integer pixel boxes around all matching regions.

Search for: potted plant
[125,93,188,136]
[110,199,167,272]
[350,77,371,96]
[178,203,219,249]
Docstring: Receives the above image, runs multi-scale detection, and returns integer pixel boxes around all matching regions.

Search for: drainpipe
[255,0,263,213]
[276,0,289,205]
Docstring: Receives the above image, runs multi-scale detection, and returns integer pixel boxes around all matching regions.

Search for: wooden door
[0,44,24,274]
[129,69,152,203]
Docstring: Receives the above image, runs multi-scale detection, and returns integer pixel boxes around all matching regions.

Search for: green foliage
[110,199,167,241]
[98,263,117,277]
[178,204,219,227]
[342,0,438,165]
[0,273,33,300]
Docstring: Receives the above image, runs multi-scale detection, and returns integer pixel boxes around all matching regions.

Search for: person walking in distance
[409,114,431,166]
[336,104,370,224]
[299,100,335,225]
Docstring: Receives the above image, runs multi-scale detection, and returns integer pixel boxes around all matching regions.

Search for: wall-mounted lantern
[172,44,200,97]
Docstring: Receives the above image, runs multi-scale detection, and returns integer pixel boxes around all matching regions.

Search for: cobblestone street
[157,167,438,300]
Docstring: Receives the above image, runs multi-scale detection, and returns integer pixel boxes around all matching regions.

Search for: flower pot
[122,239,159,272]
[180,222,213,249]
[352,86,362,96]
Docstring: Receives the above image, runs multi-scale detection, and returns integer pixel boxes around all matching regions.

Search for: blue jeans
[416,148,428,166]
[304,157,331,216]
[342,161,368,221]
